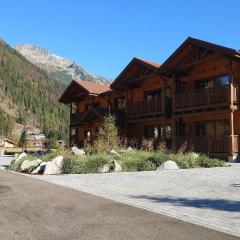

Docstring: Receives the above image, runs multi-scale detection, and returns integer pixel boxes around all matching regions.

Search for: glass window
[216,120,229,136]
[195,75,230,90]
[144,90,161,100]
[114,97,126,109]
[215,75,230,87]
[195,120,229,137]
[144,125,160,139]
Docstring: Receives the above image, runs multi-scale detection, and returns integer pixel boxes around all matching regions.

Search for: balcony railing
[70,112,83,125]
[174,85,237,111]
[127,98,163,117]
[174,135,239,154]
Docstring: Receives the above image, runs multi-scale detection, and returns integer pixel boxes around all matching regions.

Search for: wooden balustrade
[127,98,162,116]
[174,135,239,154]
[174,85,237,111]
[70,112,83,125]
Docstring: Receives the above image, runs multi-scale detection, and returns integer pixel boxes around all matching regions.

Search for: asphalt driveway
[0,170,238,240]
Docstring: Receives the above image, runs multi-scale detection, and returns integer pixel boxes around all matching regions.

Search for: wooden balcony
[174,135,239,154]
[127,98,163,118]
[70,112,83,126]
[174,85,238,112]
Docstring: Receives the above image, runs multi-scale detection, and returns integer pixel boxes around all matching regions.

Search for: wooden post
[163,80,166,114]
[171,74,176,151]
[69,102,73,148]
[229,110,234,156]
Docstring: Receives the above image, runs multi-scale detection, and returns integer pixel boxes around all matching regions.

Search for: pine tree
[95,114,120,152]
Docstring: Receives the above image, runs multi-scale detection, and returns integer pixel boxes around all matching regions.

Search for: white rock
[44,156,64,175]
[13,152,27,164]
[101,163,112,173]
[20,159,42,172]
[158,160,179,171]
[40,162,47,167]
[114,160,123,172]
[31,162,47,175]
[71,146,85,156]
[109,149,120,156]
[127,146,135,153]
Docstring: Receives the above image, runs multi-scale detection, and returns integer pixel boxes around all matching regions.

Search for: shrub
[197,155,225,168]
[8,158,25,172]
[142,138,154,152]
[174,152,225,169]
[85,154,112,173]
[63,155,87,174]
[41,149,68,162]
[146,152,169,168]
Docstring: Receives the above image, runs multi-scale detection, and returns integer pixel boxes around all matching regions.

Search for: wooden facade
[59,38,240,160]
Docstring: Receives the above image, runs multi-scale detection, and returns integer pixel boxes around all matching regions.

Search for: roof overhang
[159,37,240,76]
[59,80,89,104]
[111,57,161,90]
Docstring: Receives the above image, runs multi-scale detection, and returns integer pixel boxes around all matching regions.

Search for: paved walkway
[1,170,237,240]
[32,164,240,237]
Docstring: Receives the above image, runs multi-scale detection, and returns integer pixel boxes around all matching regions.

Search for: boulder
[13,152,27,164]
[158,160,179,171]
[71,146,85,156]
[31,162,47,175]
[114,160,123,172]
[127,146,135,153]
[20,159,42,172]
[44,156,64,175]
[109,149,120,156]
[101,162,114,173]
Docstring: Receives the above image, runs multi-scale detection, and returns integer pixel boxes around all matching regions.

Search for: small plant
[142,138,154,152]
[85,154,112,173]
[158,141,168,153]
[177,141,188,154]
[63,155,87,174]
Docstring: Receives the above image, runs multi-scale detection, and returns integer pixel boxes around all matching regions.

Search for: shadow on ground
[130,195,240,212]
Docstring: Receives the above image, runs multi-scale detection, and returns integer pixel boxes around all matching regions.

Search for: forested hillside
[0,39,69,139]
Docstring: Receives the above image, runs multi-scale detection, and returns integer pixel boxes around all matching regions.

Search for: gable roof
[75,80,111,95]
[59,80,111,104]
[111,57,161,89]
[160,37,240,72]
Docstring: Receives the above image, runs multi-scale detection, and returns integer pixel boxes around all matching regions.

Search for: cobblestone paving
[31,164,240,237]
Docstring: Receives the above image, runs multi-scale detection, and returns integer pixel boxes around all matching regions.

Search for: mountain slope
[0,39,69,139]
[15,44,109,85]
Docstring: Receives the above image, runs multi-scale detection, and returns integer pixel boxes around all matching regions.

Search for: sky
[0,0,240,80]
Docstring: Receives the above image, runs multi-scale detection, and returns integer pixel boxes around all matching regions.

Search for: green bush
[85,154,112,173]
[197,155,225,168]
[175,152,225,169]
[8,158,25,172]
[41,149,69,162]
[63,155,87,174]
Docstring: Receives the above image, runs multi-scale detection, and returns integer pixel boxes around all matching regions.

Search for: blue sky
[0,0,239,79]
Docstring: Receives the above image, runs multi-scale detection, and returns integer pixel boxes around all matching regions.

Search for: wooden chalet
[59,37,240,161]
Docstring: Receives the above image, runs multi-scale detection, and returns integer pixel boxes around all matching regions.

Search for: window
[195,120,229,137]
[114,97,126,109]
[165,126,172,139]
[195,74,231,90]
[176,120,185,136]
[144,90,161,101]
[144,125,162,139]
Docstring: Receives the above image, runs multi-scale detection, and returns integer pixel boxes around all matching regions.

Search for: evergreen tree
[95,114,120,152]
[19,130,27,151]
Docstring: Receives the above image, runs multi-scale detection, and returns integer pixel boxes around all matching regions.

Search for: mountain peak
[15,43,109,85]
